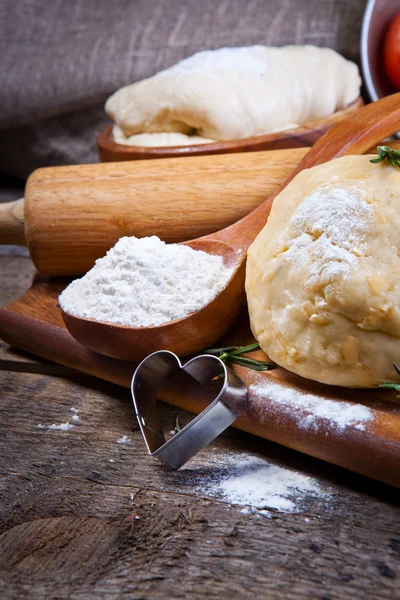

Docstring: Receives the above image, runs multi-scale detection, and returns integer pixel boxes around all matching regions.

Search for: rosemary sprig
[173,414,182,434]
[370,146,400,168]
[205,342,275,372]
[379,363,400,397]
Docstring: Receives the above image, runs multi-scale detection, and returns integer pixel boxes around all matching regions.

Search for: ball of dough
[246,155,400,388]
[106,45,360,145]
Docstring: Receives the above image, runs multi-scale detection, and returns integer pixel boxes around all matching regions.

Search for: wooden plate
[97,98,364,162]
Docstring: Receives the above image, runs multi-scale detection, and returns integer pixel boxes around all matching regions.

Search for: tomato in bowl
[383,11,400,89]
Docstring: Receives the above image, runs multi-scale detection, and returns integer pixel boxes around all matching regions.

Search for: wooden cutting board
[1,274,399,488]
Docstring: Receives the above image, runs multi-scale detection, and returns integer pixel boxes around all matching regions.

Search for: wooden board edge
[1,304,399,489]
[0,307,134,387]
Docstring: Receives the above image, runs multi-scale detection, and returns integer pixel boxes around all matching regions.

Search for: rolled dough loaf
[246,155,400,388]
[106,45,361,146]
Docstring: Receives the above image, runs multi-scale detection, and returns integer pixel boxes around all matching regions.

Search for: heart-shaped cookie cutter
[131,350,247,469]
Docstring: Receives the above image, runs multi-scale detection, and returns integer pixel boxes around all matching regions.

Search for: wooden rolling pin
[0,148,306,275]
[1,142,398,276]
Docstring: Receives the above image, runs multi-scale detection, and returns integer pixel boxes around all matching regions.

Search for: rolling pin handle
[0,198,26,245]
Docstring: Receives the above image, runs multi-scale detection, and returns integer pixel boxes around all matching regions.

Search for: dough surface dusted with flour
[246,156,400,388]
[106,45,360,146]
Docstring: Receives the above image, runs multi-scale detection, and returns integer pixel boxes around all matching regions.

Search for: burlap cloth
[0,0,365,180]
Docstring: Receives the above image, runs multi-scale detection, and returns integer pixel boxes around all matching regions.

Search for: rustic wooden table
[0,251,399,599]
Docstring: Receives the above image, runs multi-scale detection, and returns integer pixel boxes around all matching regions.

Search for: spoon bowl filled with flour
[59,236,245,361]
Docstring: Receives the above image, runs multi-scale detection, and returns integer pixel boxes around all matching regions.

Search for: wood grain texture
[0,199,25,245]
[0,255,34,309]
[97,99,364,162]
[23,147,307,275]
[1,258,399,600]
[0,328,399,599]
[1,276,399,489]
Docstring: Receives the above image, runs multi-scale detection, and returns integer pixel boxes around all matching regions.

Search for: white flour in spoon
[59,236,233,327]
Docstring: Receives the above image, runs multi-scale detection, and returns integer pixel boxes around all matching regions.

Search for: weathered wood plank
[0,255,80,375]
[0,256,34,310]
[0,232,399,598]
[0,368,399,599]
[0,255,38,366]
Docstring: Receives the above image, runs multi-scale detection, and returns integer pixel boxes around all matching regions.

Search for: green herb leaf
[379,382,400,392]
[370,146,400,168]
[204,342,276,372]
[174,414,182,434]
[379,363,400,397]
[204,346,240,356]
[228,355,275,371]
[229,343,261,356]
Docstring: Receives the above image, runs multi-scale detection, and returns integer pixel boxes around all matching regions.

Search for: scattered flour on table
[58,236,234,327]
[190,452,324,515]
[70,407,79,422]
[116,435,131,445]
[249,380,373,432]
[36,422,74,431]
[36,406,81,431]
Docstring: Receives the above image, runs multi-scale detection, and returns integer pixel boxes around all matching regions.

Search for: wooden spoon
[62,93,400,361]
